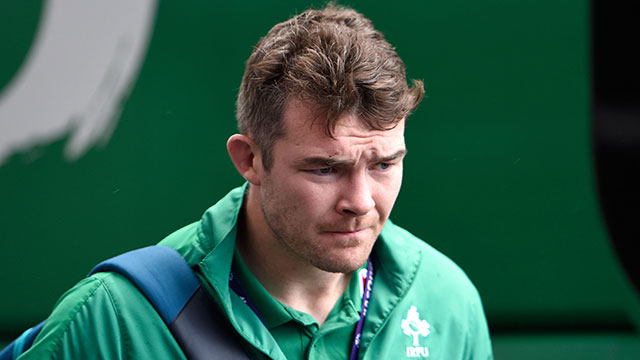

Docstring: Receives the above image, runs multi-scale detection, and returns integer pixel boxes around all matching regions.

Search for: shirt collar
[231,246,291,328]
[231,231,368,329]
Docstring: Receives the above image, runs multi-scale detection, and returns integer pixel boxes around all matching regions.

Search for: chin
[310,251,370,274]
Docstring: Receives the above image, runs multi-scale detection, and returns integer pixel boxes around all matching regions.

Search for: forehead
[276,100,406,160]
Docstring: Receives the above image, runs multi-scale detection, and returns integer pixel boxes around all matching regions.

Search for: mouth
[320,226,374,239]
[327,228,368,234]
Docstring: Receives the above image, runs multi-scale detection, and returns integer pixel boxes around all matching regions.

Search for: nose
[336,171,375,216]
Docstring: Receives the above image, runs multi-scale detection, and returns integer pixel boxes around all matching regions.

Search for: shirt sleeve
[17,273,186,360]
[17,274,125,360]
[465,288,494,360]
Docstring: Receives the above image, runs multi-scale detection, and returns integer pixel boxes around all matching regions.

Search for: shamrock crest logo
[401,306,430,346]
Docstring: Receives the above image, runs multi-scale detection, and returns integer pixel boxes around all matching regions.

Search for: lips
[321,223,371,231]
[320,224,375,236]
[327,228,367,234]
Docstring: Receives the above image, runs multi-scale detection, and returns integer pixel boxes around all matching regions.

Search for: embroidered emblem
[401,306,430,358]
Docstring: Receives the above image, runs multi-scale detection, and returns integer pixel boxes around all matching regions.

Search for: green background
[1,1,639,358]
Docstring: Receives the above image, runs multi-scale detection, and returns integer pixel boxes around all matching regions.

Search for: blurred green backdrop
[1,1,638,358]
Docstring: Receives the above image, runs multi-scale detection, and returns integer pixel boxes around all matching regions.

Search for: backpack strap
[0,321,44,360]
[1,246,249,360]
[90,245,249,360]
[90,245,200,325]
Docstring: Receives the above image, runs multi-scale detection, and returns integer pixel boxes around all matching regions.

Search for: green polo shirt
[18,184,493,360]
[232,248,368,359]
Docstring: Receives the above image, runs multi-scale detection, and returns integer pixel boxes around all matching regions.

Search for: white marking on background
[0,0,157,165]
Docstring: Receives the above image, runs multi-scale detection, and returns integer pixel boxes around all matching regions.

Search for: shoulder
[369,220,493,359]
[158,222,208,266]
[378,220,488,335]
[19,272,183,360]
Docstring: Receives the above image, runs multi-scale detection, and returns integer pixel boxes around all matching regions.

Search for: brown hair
[236,3,424,170]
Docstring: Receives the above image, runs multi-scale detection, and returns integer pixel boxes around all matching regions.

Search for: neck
[236,186,352,325]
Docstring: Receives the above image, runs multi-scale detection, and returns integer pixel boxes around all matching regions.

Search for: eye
[373,162,391,171]
[312,167,333,175]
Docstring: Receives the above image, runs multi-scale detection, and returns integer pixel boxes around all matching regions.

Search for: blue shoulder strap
[89,245,200,325]
[91,245,249,359]
[1,245,248,360]
[0,321,44,360]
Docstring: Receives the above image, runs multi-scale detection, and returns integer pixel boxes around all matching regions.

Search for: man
[18,4,493,359]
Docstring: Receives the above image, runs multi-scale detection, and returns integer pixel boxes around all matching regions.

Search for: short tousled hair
[236,3,424,170]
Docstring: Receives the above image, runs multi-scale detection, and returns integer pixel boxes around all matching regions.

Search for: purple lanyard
[229,270,266,325]
[350,259,374,360]
[229,258,374,360]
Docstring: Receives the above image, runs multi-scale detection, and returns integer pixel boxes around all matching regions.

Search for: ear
[227,134,263,185]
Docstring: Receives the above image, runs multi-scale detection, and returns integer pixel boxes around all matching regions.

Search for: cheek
[376,171,403,216]
[291,182,347,222]
[377,191,398,218]
[286,181,331,211]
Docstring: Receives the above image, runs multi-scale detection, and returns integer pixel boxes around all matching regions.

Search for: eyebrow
[377,149,408,163]
[296,149,407,167]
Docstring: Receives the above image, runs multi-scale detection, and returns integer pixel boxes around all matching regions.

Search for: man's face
[256,100,406,273]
